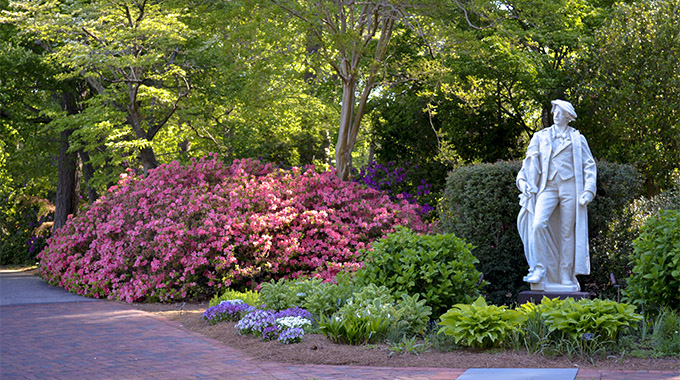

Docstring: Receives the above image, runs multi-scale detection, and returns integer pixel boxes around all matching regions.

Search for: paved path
[1,270,678,380]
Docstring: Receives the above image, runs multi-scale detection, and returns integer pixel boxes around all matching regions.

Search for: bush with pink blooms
[38,157,429,303]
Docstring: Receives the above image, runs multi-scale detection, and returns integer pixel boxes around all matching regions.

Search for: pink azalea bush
[38,156,429,303]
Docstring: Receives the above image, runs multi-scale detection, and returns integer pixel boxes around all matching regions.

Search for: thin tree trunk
[78,149,98,203]
[335,77,357,180]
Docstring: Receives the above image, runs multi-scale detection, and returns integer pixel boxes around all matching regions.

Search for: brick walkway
[1,299,678,379]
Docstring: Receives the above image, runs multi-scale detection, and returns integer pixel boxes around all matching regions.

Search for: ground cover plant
[38,156,429,302]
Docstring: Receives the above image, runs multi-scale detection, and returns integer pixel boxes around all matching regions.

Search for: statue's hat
[551,99,577,120]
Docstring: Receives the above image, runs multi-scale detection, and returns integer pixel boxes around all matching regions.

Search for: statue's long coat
[516,126,597,282]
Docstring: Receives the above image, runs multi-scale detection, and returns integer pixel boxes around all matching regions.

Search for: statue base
[529,282,579,292]
[518,290,590,305]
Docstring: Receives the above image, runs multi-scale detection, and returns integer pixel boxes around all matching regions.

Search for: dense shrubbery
[438,160,644,305]
[38,157,428,302]
[578,162,644,298]
[0,194,53,265]
[624,210,680,315]
[355,226,485,317]
[438,161,528,305]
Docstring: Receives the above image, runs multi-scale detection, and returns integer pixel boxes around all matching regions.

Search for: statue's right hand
[523,183,536,196]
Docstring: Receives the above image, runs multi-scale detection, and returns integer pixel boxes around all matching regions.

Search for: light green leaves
[438,296,527,348]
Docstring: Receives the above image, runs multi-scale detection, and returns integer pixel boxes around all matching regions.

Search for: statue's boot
[560,268,575,286]
[524,266,545,283]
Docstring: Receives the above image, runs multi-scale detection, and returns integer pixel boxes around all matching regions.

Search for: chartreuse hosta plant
[539,297,642,342]
[438,296,526,349]
[209,289,261,308]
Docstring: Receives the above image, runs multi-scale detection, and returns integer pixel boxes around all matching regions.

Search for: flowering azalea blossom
[38,157,430,303]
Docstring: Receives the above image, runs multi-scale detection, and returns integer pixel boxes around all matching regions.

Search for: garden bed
[129,301,680,371]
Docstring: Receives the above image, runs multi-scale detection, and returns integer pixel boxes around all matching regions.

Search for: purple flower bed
[203,300,255,325]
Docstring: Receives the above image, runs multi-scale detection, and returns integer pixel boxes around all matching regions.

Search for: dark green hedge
[438,160,644,305]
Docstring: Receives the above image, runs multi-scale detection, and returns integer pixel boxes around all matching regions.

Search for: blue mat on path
[457,368,578,380]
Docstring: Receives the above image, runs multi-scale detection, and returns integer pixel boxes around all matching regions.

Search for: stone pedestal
[518,290,590,305]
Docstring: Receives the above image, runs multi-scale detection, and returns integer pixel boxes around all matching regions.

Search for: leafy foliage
[38,157,428,302]
[624,210,680,315]
[539,297,642,342]
[438,161,527,304]
[571,0,680,192]
[258,274,360,319]
[651,308,680,357]
[580,162,644,298]
[318,312,388,346]
[356,226,484,317]
[0,194,53,265]
[438,296,526,349]
[209,289,262,308]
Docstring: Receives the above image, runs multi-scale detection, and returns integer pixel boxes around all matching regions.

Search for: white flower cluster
[220,299,245,305]
[276,316,311,330]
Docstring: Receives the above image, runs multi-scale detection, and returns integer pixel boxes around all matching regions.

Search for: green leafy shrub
[581,162,644,298]
[259,278,318,311]
[319,313,389,345]
[209,289,261,307]
[259,274,359,318]
[298,272,359,318]
[356,226,484,316]
[540,297,642,342]
[438,161,524,305]
[512,302,552,355]
[651,308,680,357]
[586,175,680,299]
[0,194,53,265]
[439,160,645,304]
[394,293,432,337]
[438,296,526,349]
[319,284,394,345]
[624,210,680,315]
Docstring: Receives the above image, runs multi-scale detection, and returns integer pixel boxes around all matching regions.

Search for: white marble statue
[516,99,596,292]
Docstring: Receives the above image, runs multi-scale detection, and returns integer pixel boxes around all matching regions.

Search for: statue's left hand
[579,191,594,206]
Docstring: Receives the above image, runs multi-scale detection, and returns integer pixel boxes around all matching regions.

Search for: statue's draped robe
[517,126,597,286]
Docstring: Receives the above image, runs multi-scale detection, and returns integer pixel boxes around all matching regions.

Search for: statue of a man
[516,99,596,292]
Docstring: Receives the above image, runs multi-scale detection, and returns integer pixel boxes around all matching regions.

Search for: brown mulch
[128,301,680,371]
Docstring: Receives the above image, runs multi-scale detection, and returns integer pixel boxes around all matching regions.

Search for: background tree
[273,0,423,180]
[570,0,680,194]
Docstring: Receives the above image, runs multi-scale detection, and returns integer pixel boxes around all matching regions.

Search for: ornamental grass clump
[38,156,429,303]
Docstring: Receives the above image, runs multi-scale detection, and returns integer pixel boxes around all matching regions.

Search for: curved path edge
[1,270,678,380]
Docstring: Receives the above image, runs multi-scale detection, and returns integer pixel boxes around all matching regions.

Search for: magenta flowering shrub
[38,156,429,303]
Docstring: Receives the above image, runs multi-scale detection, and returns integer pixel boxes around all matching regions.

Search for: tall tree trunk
[53,90,82,232]
[53,128,78,232]
[139,145,159,175]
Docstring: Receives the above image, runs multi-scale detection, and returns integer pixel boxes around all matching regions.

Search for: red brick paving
[1,301,678,380]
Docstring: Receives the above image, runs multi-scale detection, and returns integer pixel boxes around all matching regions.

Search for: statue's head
[551,99,577,125]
